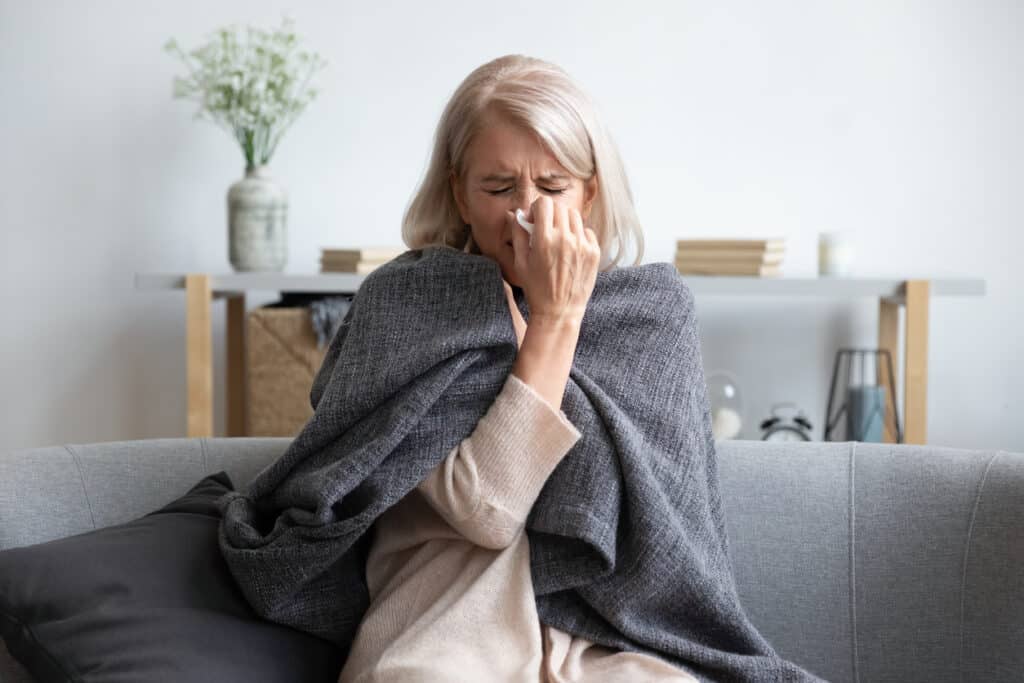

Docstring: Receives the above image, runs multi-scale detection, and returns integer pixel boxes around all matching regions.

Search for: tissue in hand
[515,208,534,235]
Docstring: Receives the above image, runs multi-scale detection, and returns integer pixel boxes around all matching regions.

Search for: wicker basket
[245,307,328,436]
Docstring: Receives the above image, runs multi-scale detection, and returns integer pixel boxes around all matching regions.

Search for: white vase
[227,165,288,272]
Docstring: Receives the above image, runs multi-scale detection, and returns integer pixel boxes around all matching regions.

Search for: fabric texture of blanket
[218,245,821,682]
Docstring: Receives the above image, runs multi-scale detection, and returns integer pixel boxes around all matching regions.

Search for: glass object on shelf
[707,371,744,440]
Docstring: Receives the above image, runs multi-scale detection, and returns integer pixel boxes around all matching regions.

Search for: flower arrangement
[164,15,327,169]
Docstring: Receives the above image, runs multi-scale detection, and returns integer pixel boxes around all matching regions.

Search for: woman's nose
[513,187,540,214]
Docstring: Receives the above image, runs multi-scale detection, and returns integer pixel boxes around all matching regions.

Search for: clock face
[765,427,808,442]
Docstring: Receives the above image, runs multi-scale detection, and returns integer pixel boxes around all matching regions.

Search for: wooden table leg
[185,274,213,437]
[226,294,247,437]
[904,280,930,444]
[878,298,900,443]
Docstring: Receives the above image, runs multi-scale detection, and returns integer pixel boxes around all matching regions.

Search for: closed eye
[487,187,567,195]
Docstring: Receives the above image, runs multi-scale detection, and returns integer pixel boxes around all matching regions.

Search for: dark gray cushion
[0,471,344,683]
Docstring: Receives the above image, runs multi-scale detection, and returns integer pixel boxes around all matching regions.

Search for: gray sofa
[1,437,1021,682]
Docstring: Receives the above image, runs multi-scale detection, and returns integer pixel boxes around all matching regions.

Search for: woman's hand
[502,279,527,349]
[506,195,601,326]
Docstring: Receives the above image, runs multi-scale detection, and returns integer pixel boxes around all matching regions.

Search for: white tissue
[515,208,534,235]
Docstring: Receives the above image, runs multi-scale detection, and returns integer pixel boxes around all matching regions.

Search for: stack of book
[675,238,786,277]
[320,246,406,274]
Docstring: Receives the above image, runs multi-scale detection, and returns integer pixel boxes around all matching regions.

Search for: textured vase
[227,165,288,272]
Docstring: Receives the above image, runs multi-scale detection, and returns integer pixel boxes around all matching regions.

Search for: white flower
[165,14,327,167]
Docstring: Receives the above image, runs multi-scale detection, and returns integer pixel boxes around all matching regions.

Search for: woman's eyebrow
[479,172,570,183]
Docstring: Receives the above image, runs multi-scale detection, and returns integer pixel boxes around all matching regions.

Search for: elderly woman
[335,55,696,682]
[221,52,820,683]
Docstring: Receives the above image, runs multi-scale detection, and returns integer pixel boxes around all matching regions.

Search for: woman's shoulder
[357,246,501,297]
[598,261,694,306]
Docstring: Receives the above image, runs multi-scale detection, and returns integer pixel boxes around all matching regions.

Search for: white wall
[2,0,1021,452]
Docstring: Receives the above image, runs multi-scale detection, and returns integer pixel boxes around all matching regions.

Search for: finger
[584,226,602,265]
[574,215,597,262]
[511,220,531,276]
[531,195,553,246]
[556,202,570,240]
[568,208,587,265]
[569,208,586,243]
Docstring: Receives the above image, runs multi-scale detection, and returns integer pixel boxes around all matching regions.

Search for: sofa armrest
[716,440,1024,683]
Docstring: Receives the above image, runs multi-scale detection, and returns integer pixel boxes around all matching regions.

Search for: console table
[134,272,986,445]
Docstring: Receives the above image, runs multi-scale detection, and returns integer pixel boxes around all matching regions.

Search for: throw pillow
[0,471,344,682]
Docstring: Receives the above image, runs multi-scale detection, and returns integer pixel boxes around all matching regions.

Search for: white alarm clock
[759,403,814,442]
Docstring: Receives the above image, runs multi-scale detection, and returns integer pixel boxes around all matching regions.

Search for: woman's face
[450,116,598,287]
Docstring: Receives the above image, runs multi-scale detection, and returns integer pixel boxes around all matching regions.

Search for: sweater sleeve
[415,372,582,549]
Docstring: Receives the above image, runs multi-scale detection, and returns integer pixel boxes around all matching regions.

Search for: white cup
[818,232,854,277]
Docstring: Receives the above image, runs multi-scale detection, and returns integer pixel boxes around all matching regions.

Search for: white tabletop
[135,272,986,299]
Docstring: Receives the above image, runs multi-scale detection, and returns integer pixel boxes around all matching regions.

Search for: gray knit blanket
[218,245,821,682]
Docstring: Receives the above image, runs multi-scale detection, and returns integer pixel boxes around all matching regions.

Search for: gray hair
[401,54,644,269]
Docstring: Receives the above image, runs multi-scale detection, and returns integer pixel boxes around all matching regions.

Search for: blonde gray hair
[401,54,644,269]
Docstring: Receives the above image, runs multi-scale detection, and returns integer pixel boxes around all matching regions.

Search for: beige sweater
[338,373,697,683]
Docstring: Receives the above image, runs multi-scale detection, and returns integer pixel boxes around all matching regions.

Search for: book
[675,260,782,277]
[320,261,383,275]
[320,254,395,267]
[676,238,786,252]
[320,247,406,261]
[673,249,785,265]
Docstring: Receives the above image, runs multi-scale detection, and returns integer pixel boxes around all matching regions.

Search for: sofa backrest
[716,439,1023,683]
[0,437,290,551]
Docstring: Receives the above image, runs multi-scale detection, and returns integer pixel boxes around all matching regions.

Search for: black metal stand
[824,348,902,443]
